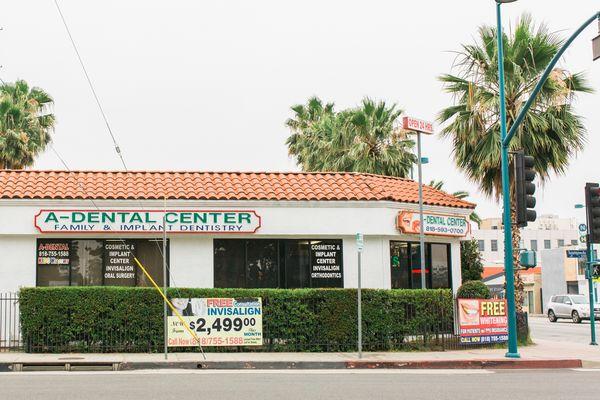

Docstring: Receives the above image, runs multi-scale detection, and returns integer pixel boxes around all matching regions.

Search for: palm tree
[428,180,481,227]
[438,15,591,310]
[285,97,416,177]
[0,80,55,169]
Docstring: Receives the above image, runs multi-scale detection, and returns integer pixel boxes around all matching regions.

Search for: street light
[494,0,600,357]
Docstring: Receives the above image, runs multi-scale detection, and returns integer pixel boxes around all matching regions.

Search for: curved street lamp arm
[503,11,600,149]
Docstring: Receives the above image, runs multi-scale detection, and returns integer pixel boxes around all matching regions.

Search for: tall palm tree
[285,97,416,177]
[438,15,592,310]
[428,180,481,227]
[0,80,55,169]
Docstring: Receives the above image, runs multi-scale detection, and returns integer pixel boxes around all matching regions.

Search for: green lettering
[88,212,99,223]
[193,212,207,223]
[44,212,58,223]
[224,213,236,224]
[144,212,157,223]
[130,212,143,223]
[72,212,85,223]
[238,213,251,224]
[209,212,220,223]
[102,212,115,223]
[179,212,192,224]
[165,212,178,224]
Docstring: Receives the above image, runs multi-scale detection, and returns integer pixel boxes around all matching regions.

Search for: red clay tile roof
[0,170,475,208]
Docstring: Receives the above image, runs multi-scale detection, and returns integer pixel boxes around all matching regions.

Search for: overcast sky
[2,0,599,221]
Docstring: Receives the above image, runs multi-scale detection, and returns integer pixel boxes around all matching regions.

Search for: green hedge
[456,281,491,299]
[19,287,454,353]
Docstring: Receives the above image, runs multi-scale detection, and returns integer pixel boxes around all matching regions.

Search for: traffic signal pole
[496,3,519,358]
[495,2,600,357]
[586,233,597,345]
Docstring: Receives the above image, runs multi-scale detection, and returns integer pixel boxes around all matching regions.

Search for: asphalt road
[529,315,599,343]
[1,369,599,400]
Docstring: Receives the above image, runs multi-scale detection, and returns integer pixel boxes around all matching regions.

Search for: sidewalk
[1,339,598,370]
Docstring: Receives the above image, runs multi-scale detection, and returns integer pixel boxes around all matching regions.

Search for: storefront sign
[396,211,469,237]
[457,299,508,344]
[37,240,70,265]
[402,116,434,134]
[167,298,263,347]
[35,210,261,234]
[103,241,136,286]
[310,240,343,287]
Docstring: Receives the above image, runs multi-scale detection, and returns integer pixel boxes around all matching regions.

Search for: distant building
[482,265,542,314]
[473,215,580,264]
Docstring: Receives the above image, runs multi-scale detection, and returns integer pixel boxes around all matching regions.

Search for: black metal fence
[0,292,21,351]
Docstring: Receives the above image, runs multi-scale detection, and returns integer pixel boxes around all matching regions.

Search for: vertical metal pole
[586,215,598,345]
[357,250,362,359]
[417,131,426,289]
[163,203,168,359]
[496,3,519,358]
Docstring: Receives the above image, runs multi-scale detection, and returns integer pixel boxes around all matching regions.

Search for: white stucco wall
[0,199,471,293]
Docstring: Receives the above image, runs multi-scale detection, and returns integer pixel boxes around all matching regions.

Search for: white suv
[546,294,600,323]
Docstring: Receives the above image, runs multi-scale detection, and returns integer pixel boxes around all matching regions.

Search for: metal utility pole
[163,202,168,359]
[416,132,426,289]
[356,233,364,359]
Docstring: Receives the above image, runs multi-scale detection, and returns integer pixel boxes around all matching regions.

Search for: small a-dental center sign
[396,211,469,237]
[35,209,261,233]
[402,116,434,134]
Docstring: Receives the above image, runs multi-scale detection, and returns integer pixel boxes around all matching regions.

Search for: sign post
[402,117,434,289]
[356,233,364,359]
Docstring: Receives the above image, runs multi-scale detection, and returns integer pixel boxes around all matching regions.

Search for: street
[529,315,600,344]
[1,369,599,400]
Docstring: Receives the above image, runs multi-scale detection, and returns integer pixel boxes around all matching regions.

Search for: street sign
[356,233,364,253]
[566,249,587,259]
[579,223,588,232]
[580,235,587,243]
[402,116,434,134]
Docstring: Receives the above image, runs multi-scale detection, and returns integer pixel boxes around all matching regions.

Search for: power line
[52,0,128,171]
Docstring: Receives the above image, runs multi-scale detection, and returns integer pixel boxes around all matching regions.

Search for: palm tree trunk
[510,202,525,313]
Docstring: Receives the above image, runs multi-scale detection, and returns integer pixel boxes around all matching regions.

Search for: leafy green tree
[460,239,484,283]
[0,80,55,169]
[286,97,416,177]
[429,180,481,227]
[438,15,591,310]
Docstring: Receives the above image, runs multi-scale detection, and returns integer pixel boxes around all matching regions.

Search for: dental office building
[0,170,474,293]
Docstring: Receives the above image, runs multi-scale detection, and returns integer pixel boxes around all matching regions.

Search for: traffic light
[585,182,600,244]
[592,264,600,280]
[514,150,536,227]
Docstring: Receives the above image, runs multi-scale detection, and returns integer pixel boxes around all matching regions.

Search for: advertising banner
[167,298,263,347]
[396,211,469,237]
[457,299,508,344]
[102,241,136,286]
[35,209,261,234]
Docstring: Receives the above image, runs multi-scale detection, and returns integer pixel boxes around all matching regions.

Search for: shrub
[456,280,491,299]
[19,287,454,353]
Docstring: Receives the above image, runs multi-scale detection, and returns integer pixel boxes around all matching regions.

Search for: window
[492,226,498,230]
[530,240,538,251]
[557,239,565,248]
[491,240,498,252]
[36,239,168,287]
[214,239,343,288]
[544,240,551,249]
[389,241,451,289]
[477,240,485,251]
[571,239,578,246]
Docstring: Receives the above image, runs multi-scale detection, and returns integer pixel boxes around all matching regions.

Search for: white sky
[2,0,599,221]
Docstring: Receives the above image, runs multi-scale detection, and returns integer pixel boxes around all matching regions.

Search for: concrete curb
[0,358,584,371]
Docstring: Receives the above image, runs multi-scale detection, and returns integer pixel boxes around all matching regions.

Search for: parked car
[546,294,600,323]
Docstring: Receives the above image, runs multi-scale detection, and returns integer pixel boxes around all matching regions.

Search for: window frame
[389,240,452,290]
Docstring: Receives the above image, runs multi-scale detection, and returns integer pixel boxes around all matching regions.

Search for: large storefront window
[214,239,343,288]
[390,241,451,289]
[36,239,168,287]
